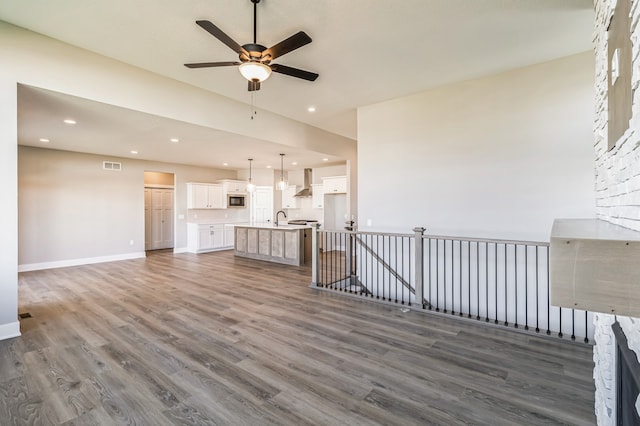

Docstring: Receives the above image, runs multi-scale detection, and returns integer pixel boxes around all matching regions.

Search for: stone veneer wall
[593,0,640,424]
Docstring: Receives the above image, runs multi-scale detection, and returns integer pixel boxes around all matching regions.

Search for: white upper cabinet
[311,184,324,209]
[187,183,225,209]
[281,185,299,209]
[322,176,347,194]
[219,180,247,194]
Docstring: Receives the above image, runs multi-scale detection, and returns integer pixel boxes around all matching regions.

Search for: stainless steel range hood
[294,168,313,197]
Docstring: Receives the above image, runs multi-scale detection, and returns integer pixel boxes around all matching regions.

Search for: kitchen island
[234,224,312,266]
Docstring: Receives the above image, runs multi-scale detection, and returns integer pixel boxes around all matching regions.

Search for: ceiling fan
[184,0,319,91]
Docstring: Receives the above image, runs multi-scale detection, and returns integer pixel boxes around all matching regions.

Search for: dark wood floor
[2,250,595,425]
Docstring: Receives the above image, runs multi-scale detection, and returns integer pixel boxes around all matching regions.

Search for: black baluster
[536,245,540,333]
[475,241,480,321]
[368,234,372,296]
[571,308,576,341]
[443,240,448,314]
[428,238,432,310]
[385,235,389,301]
[459,240,463,316]
[468,241,472,318]
[495,242,498,324]
[328,232,332,289]
[546,247,551,335]
[371,235,384,300]
[378,235,384,300]
[408,236,412,307]
[395,235,399,303]
[584,311,589,344]
[335,233,340,291]
[558,307,563,338]
[515,244,518,329]
[525,245,529,331]
[329,232,333,290]
[340,233,345,293]
[436,239,440,312]
[504,244,508,327]
[483,242,487,322]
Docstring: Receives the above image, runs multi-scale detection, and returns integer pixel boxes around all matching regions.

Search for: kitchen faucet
[275,210,287,226]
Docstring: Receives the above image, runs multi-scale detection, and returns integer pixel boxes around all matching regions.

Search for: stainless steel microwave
[227,194,246,208]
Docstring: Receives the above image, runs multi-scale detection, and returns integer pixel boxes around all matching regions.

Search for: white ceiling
[17,85,344,171]
[1,0,594,170]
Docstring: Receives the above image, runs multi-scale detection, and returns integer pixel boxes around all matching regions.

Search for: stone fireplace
[592,0,640,424]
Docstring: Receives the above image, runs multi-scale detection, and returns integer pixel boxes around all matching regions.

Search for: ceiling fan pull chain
[250,91,257,120]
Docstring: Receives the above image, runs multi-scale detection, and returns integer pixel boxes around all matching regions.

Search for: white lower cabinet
[224,224,235,247]
[187,224,225,253]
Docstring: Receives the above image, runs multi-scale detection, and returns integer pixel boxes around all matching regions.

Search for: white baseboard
[173,247,189,254]
[18,252,147,272]
[0,321,21,340]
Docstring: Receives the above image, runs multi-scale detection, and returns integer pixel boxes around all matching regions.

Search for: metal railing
[311,226,594,343]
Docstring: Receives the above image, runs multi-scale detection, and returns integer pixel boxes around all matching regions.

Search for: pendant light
[246,158,256,193]
[277,153,288,190]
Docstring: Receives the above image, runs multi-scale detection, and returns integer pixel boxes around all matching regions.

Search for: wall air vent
[103,161,122,171]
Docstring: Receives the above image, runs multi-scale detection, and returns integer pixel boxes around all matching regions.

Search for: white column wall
[0,81,19,337]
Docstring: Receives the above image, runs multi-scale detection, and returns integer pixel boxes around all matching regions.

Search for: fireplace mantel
[550,218,640,316]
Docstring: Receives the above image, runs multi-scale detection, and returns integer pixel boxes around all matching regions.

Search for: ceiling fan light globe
[239,62,272,82]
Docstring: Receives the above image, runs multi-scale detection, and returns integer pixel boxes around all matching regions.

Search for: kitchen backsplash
[187,208,249,224]
[286,197,323,223]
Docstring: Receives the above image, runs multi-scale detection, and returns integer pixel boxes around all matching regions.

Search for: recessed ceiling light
[63,119,76,125]
[223,162,229,166]
[307,106,316,112]
[292,162,298,166]
[130,150,138,154]
[39,138,50,143]
[323,158,329,162]
[266,165,272,169]
[170,138,179,143]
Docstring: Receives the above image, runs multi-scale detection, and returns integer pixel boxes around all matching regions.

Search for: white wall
[358,52,596,241]
[0,20,355,338]
[18,146,239,268]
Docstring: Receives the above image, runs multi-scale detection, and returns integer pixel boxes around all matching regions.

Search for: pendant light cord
[280,154,284,182]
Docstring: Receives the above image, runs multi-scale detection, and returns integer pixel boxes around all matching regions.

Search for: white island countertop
[235,223,312,230]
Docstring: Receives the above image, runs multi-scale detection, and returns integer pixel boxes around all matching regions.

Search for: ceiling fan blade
[271,64,319,82]
[196,20,248,56]
[184,61,241,68]
[262,31,312,61]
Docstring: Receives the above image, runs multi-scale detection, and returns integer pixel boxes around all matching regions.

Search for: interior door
[147,188,174,250]
[251,186,273,224]
[159,189,174,248]
[144,189,152,249]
